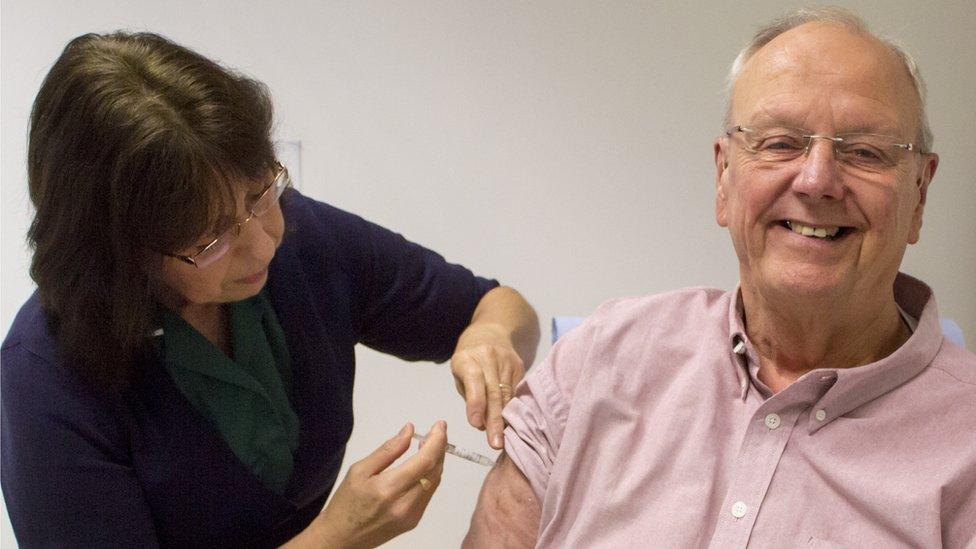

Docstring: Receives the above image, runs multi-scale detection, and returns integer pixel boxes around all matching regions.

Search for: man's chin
[757,265,852,301]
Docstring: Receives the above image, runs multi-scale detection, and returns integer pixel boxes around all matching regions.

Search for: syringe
[411,433,496,467]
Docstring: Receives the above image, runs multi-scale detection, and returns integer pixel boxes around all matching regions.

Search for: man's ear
[714,138,730,227]
[908,152,939,244]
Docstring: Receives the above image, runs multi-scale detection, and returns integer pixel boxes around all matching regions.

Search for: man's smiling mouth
[779,220,853,241]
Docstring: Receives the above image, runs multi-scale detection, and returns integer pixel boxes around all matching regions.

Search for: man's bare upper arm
[463,451,541,548]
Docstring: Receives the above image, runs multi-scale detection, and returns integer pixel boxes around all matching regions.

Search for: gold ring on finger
[419,477,431,490]
[498,383,511,391]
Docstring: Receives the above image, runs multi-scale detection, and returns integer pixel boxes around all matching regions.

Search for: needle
[412,433,496,467]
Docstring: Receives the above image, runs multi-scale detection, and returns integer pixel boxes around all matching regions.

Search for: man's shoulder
[890,341,976,477]
[927,339,976,387]
[587,286,731,330]
[558,286,733,355]
[880,339,976,442]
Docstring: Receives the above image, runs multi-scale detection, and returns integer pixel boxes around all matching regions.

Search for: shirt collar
[726,272,944,432]
[727,291,752,400]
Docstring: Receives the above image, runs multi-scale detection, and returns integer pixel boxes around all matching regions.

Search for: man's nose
[791,137,846,200]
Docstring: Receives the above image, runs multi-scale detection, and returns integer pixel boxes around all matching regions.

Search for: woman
[1,32,538,547]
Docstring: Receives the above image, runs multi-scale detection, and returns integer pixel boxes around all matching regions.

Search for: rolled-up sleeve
[502,314,597,501]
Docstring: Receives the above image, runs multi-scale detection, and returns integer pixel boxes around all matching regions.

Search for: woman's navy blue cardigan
[1,191,497,547]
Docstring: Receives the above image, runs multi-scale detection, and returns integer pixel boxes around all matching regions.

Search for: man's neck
[740,284,911,394]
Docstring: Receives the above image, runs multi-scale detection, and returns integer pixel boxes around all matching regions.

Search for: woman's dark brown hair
[27,31,277,389]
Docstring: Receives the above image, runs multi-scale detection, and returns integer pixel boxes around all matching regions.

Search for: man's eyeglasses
[725,125,922,172]
[167,163,291,269]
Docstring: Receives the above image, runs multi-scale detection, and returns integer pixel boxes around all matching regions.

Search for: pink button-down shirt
[503,273,976,548]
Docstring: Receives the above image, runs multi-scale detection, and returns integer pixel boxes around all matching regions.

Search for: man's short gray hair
[724,6,933,152]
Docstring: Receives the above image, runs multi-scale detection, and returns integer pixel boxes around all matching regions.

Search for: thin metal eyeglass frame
[168,164,290,268]
[725,125,920,159]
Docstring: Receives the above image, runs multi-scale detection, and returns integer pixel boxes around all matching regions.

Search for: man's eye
[837,142,889,165]
[760,137,803,151]
[851,147,881,159]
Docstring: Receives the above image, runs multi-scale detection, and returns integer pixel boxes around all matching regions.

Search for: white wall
[2,1,974,546]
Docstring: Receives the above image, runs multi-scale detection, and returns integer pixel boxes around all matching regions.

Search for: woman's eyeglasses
[167,164,290,269]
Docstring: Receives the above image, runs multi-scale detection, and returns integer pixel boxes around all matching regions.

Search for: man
[464,7,975,548]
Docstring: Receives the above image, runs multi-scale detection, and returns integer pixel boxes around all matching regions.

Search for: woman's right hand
[301,421,448,548]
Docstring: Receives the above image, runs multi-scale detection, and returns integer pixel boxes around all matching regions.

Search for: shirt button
[764,413,781,430]
[815,409,827,422]
[731,501,748,518]
[732,336,746,355]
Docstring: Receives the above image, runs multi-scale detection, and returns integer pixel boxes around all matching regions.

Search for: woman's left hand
[451,323,526,450]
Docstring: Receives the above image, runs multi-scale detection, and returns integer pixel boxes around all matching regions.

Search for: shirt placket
[708,339,824,549]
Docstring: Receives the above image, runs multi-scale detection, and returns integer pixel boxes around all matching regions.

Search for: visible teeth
[786,221,841,239]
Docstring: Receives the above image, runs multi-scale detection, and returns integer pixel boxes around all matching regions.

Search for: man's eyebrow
[834,123,904,136]
[748,116,904,136]
[743,112,804,129]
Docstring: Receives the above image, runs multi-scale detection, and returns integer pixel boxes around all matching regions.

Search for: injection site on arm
[462,452,540,548]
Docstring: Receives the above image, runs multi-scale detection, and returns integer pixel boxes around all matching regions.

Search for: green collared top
[158,290,300,495]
